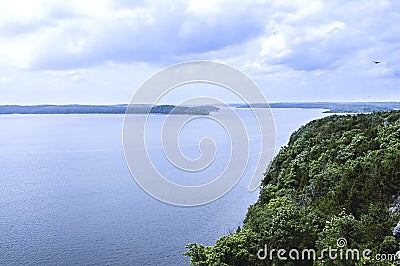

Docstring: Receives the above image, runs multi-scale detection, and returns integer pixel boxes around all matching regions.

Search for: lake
[0,108,331,265]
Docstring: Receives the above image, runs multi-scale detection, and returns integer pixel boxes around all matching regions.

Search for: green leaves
[184,229,259,266]
[186,111,400,266]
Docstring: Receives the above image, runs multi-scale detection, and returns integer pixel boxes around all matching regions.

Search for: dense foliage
[185,111,400,265]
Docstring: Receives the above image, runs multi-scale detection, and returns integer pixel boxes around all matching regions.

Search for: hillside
[238,102,400,113]
[0,104,219,115]
[185,111,400,265]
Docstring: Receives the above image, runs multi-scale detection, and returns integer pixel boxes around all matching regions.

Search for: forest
[238,102,400,113]
[185,110,400,265]
[0,104,219,115]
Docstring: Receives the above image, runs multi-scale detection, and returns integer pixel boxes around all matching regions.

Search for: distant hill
[0,104,219,115]
[2,102,398,115]
[238,102,400,113]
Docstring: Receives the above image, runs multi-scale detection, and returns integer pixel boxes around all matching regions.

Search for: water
[0,108,330,265]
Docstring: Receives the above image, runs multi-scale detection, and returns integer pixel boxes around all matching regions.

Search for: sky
[0,0,399,104]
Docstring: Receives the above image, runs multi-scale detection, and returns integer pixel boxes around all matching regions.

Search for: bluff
[185,110,400,266]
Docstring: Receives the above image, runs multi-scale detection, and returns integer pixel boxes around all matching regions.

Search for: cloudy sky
[0,0,399,104]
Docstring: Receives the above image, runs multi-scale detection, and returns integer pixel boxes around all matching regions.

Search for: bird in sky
[373,60,381,64]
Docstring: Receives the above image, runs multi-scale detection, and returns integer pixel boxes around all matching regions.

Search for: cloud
[0,0,268,70]
[0,0,399,74]
[256,0,399,72]
[0,0,399,103]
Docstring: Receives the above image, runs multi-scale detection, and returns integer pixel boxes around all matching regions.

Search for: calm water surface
[0,108,330,265]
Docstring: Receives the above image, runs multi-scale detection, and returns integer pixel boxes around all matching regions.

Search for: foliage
[186,111,400,265]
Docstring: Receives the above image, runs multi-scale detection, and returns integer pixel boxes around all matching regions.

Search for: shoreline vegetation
[0,102,399,115]
[0,104,219,115]
[238,102,400,113]
[185,110,400,265]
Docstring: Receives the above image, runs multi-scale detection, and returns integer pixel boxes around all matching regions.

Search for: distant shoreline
[0,102,399,114]
[0,104,219,115]
[238,102,400,113]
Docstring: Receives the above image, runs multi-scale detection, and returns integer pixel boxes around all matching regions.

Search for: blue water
[0,108,330,265]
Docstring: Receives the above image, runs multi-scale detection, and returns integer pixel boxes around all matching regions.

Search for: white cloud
[0,0,399,103]
[0,0,266,70]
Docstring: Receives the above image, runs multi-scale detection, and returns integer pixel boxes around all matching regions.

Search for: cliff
[185,110,400,265]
